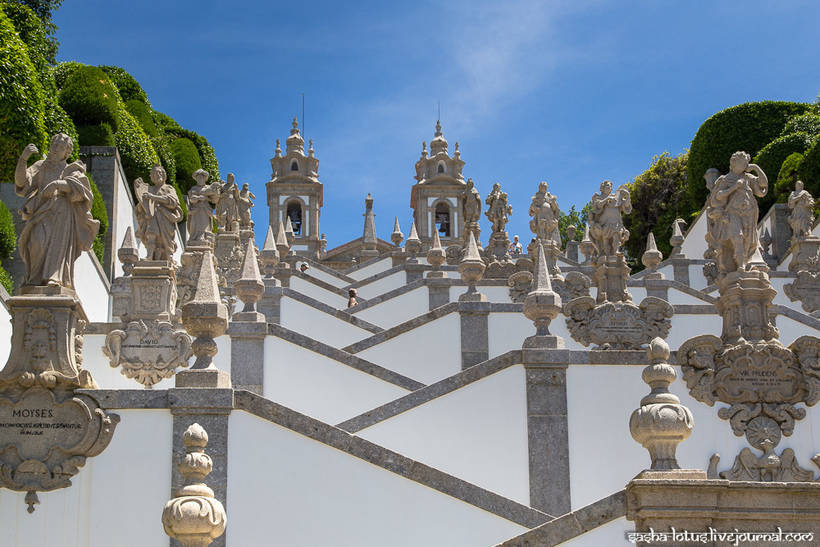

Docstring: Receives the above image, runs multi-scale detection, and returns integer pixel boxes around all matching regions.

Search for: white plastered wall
[450,285,512,304]
[304,267,348,288]
[289,276,347,308]
[688,264,709,290]
[262,336,409,424]
[0,409,171,547]
[347,257,393,281]
[227,411,527,547]
[559,516,631,546]
[355,270,406,299]
[356,312,460,385]
[666,287,711,305]
[280,296,371,347]
[74,253,110,322]
[357,365,530,505]
[678,211,707,259]
[354,286,429,329]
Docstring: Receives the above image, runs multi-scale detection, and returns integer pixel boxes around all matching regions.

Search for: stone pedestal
[175,368,231,388]
[594,254,631,304]
[789,236,820,273]
[259,283,282,324]
[565,240,579,263]
[671,256,690,286]
[715,270,778,343]
[426,277,450,310]
[391,249,406,267]
[405,263,426,284]
[487,231,511,262]
[459,300,490,368]
[228,321,267,394]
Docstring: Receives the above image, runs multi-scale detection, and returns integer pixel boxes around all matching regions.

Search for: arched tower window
[291,161,299,171]
[437,163,445,174]
[435,202,451,237]
[286,201,303,236]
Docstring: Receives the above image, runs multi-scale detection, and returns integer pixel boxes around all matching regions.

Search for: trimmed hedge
[782,113,820,137]
[687,101,810,210]
[115,107,160,187]
[170,137,202,194]
[99,65,149,105]
[798,140,820,198]
[58,65,121,130]
[88,172,108,264]
[53,60,82,88]
[153,110,182,132]
[0,200,16,261]
[0,5,47,182]
[125,98,158,137]
[753,132,815,210]
[0,265,12,294]
[77,123,115,146]
[775,152,805,200]
[166,127,219,183]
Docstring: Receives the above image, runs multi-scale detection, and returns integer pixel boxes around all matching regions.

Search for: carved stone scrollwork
[563,296,673,350]
[103,320,193,388]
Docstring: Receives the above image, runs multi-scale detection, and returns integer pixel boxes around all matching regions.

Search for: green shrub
[58,65,121,130]
[0,200,16,261]
[2,2,57,69]
[173,182,187,220]
[170,137,202,194]
[77,123,115,146]
[0,6,47,182]
[775,152,804,200]
[87,172,108,264]
[0,265,12,294]
[151,135,176,186]
[125,99,158,137]
[115,108,159,187]
[782,113,820,137]
[753,132,815,210]
[687,101,810,210]
[166,127,219,182]
[798,140,820,198]
[99,65,149,105]
[153,110,181,132]
[53,60,82,88]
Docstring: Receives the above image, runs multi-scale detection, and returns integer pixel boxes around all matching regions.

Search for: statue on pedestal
[462,178,482,243]
[589,180,631,258]
[485,182,511,234]
[215,173,240,233]
[528,181,561,245]
[788,180,815,241]
[187,169,220,244]
[14,133,99,289]
[134,165,183,261]
[237,182,256,230]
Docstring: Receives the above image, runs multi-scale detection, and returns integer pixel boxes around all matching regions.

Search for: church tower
[410,121,469,249]
[266,117,323,258]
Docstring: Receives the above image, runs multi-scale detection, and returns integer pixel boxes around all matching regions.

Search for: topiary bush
[53,60,82,88]
[2,2,57,71]
[99,65,149,105]
[687,101,810,211]
[87,172,108,264]
[153,110,182,132]
[125,99,158,137]
[775,152,805,200]
[58,65,121,130]
[77,123,115,146]
[170,137,202,194]
[115,107,160,187]
[0,5,47,182]
[782,113,820,137]
[166,127,219,182]
[753,132,815,210]
[798,140,820,198]
[0,265,13,294]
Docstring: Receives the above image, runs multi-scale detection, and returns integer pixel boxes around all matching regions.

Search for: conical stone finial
[427,229,446,277]
[642,232,663,273]
[579,224,596,264]
[276,219,290,260]
[162,423,226,547]
[118,226,139,275]
[522,241,563,348]
[669,219,685,257]
[259,225,280,278]
[391,216,404,247]
[362,194,377,251]
[458,231,486,301]
[234,243,265,321]
[284,216,295,244]
[274,138,282,158]
[405,221,422,262]
[180,249,229,374]
[629,337,694,471]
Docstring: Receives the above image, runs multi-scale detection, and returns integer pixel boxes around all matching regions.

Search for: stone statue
[133,165,183,261]
[788,180,814,241]
[463,178,482,225]
[13,133,99,289]
[528,181,561,244]
[214,173,240,232]
[187,169,220,244]
[705,151,768,274]
[237,182,256,230]
[485,182,512,233]
[589,180,631,257]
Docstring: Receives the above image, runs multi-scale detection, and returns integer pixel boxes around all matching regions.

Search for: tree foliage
[558,204,590,247]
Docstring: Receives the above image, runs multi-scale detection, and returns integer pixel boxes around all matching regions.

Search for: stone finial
[459,231,486,301]
[405,221,422,262]
[308,139,315,157]
[427,229,446,277]
[629,337,694,470]
[162,423,226,547]
[274,138,282,158]
[523,241,563,347]
[181,249,229,371]
[669,218,685,256]
[454,141,460,159]
[641,232,663,273]
[259,225,280,278]
[275,219,290,260]
[391,216,404,247]
[579,224,596,264]
[118,226,139,275]
[421,141,428,158]
[284,216,295,245]
[362,194,377,251]
[234,243,265,321]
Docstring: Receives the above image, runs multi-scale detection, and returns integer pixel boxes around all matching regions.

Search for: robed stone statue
[187,169,220,244]
[589,180,631,257]
[134,165,183,261]
[788,180,814,241]
[529,181,561,244]
[14,133,99,289]
[485,182,512,234]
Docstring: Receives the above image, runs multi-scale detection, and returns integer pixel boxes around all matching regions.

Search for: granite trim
[337,350,523,432]
[234,390,553,527]
[300,257,358,285]
[281,287,382,333]
[346,278,427,313]
[341,253,391,275]
[292,270,356,299]
[342,302,459,353]
[268,323,424,391]
[496,490,627,546]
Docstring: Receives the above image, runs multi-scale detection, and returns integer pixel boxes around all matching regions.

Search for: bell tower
[410,121,470,249]
[266,117,323,257]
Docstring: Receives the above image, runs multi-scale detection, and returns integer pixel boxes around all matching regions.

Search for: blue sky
[54,1,819,247]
